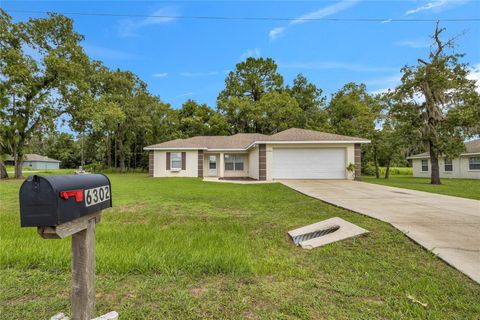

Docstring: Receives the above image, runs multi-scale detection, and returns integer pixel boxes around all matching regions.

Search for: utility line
[7,9,480,22]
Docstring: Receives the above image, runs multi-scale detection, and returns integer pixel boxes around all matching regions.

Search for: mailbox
[20,174,112,227]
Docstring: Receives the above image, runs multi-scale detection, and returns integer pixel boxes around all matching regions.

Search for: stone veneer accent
[259,144,266,181]
[354,143,361,181]
[198,150,204,177]
[148,151,154,176]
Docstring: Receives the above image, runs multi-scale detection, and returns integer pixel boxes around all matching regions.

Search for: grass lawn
[363,175,480,200]
[1,174,479,319]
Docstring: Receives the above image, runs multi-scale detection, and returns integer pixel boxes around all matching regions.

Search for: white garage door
[272,148,346,179]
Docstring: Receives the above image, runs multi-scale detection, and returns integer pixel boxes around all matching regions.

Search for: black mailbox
[20,174,112,227]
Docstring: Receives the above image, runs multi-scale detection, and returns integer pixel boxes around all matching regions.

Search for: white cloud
[467,63,480,93]
[141,8,177,26]
[179,71,219,77]
[395,39,430,48]
[279,61,396,73]
[153,72,168,78]
[368,63,480,95]
[405,0,468,15]
[365,74,402,95]
[118,7,178,37]
[269,0,359,40]
[176,92,194,97]
[240,48,261,60]
[269,27,285,40]
[83,44,136,60]
[291,0,358,25]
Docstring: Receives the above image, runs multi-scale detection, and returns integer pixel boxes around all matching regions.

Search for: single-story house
[144,128,370,181]
[407,139,480,179]
[4,154,61,170]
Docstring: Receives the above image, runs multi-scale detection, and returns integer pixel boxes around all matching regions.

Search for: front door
[208,155,217,176]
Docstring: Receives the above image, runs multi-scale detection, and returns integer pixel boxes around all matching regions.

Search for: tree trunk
[429,142,441,185]
[106,134,111,168]
[80,131,85,169]
[14,155,22,178]
[373,145,379,179]
[13,142,23,179]
[118,138,126,173]
[114,137,117,168]
[0,162,8,179]
[384,159,391,179]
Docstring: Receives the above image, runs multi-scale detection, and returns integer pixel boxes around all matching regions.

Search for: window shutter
[181,152,186,170]
[166,152,171,170]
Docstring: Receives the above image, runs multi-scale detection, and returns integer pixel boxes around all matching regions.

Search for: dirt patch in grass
[6,293,41,306]
[189,287,208,296]
[358,296,384,305]
[116,203,148,213]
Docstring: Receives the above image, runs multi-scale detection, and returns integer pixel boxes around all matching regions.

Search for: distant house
[407,140,480,179]
[5,154,61,170]
[144,128,370,180]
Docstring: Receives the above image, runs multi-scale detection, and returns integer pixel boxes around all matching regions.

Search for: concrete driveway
[281,180,480,283]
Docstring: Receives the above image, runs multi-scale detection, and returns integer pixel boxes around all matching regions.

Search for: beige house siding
[265,143,356,181]
[222,152,249,178]
[153,150,198,177]
[354,143,361,180]
[412,156,480,179]
[148,151,154,176]
[248,146,259,180]
[151,143,360,180]
[203,152,250,178]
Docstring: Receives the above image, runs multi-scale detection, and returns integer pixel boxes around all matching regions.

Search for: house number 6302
[85,185,110,207]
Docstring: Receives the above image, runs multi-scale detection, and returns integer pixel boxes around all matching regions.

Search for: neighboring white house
[5,154,61,170]
[144,128,370,181]
[407,140,480,179]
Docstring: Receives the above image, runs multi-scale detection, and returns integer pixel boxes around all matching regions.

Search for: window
[421,160,428,172]
[469,157,480,170]
[444,159,453,172]
[224,154,244,171]
[171,152,182,170]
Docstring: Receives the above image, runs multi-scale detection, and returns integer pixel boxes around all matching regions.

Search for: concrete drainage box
[288,217,368,249]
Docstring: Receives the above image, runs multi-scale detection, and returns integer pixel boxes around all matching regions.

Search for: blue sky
[3,0,480,109]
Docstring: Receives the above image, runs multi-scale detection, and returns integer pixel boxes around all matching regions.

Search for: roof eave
[245,140,371,150]
[143,147,208,151]
[407,152,480,159]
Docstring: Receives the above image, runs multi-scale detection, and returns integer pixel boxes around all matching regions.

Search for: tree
[327,83,380,138]
[0,10,89,178]
[217,96,257,133]
[177,100,229,137]
[255,92,301,134]
[396,23,480,184]
[218,57,284,102]
[44,133,80,168]
[288,74,328,130]
[217,57,285,133]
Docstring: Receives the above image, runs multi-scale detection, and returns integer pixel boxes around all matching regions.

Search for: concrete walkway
[281,180,480,283]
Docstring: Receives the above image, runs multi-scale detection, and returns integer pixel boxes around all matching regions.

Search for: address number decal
[85,185,110,207]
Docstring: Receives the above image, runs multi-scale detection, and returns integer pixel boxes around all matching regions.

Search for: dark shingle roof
[144,128,369,150]
[5,154,60,163]
[408,139,480,158]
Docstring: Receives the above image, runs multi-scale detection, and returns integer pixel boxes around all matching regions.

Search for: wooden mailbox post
[19,174,116,320]
[38,212,101,320]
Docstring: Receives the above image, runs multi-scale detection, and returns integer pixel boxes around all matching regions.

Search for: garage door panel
[272,148,346,179]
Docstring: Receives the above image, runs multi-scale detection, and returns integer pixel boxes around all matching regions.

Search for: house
[4,154,61,170]
[407,139,480,179]
[144,128,370,180]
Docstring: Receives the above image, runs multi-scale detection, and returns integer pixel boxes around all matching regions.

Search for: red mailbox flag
[59,190,84,202]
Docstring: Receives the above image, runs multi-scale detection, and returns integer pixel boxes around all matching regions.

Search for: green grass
[1,175,479,319]
[363,175,480,200]
[378,166,413,176]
